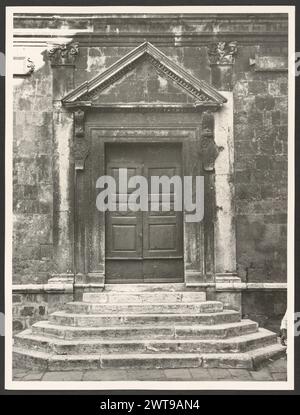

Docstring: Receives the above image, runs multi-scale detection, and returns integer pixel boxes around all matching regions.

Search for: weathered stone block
[20,306,35,317]
[13,295,22,303]
[255,95,275,110]
[248,81,268,95]
[13,320,24,332]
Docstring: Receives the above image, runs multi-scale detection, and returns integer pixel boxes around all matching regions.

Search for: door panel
[143,161,182,259]
[106,162,143,259]
[106,214,143,258]
[105,142,184,283]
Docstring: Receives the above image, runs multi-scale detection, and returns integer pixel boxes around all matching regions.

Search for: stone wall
[242,290,287,332]
[13,57,55,285]
[234,45,288,283]
[12,290,73,333]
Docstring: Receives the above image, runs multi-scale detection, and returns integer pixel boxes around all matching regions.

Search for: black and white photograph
[4,5,295,390]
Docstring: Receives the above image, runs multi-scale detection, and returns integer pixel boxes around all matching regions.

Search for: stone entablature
[13,14,288,45]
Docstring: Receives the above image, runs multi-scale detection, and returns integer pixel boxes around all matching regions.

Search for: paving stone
[228,368,252,380]
[164,368,192,380]
[268,357,287,373]
[22,371,45,381]
[250,368,273,381]
[271,372,287,381]
[208,368,233,380]
[15,357,287,382]
[189,368,211,380]
[13,369,29,379]
[82,369,128,381]
[126,369,166,380]
[42,371,83,381]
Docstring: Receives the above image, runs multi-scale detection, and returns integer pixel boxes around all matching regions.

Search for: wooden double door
[105,142,184,283]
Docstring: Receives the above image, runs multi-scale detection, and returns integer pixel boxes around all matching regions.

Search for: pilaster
[49,43,79,283]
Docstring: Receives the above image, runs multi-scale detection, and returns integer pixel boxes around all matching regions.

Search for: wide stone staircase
[13,284,286,371]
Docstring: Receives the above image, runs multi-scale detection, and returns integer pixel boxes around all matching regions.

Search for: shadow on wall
[242,290,287,332]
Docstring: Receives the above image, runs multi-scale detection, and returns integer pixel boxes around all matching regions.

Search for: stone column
[207,42,242,311]
[48,43,79,286]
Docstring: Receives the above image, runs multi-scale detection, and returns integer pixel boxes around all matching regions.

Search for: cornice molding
[13,32,288,49]
[64,103,220,112]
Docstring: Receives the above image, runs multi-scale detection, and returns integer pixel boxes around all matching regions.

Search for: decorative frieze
[74,109,89,170]
[48,43,79,66]
[207,41,238,65]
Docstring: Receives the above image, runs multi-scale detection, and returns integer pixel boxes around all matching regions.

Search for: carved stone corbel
[200,112,221,171]
[74,109,89,170]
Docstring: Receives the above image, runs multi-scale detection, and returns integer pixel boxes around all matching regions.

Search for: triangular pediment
[62,42,227,109]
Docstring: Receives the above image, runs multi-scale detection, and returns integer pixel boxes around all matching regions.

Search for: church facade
[11,13,288,370]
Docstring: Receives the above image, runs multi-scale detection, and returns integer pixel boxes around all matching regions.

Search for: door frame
[57,42,237,292]
[72,97,237,291]
[74,122,213,287]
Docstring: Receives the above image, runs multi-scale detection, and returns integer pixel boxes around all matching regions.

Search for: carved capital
[200,112,220,171]
[74,109,89,170]
[48,43,79,66]
[207,41,238,65]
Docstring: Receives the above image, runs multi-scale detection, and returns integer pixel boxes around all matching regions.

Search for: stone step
[64,301,223,315]
[14,328,276,355]
[102,283,195,292]
[101,344,286,370]
[49,309,241,327]
[13,343,286,371]
[32,319,258,340]
[202,343,286,370]
[82,291,206,304]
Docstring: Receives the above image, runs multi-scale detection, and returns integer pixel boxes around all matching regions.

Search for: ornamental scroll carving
[48,43,79,66]
[74,109,89,170]
[207,41,238,65]
[13,57,35,76]
[200,112,221,172]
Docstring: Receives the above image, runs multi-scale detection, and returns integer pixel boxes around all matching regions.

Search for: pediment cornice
[62,42,227,109]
